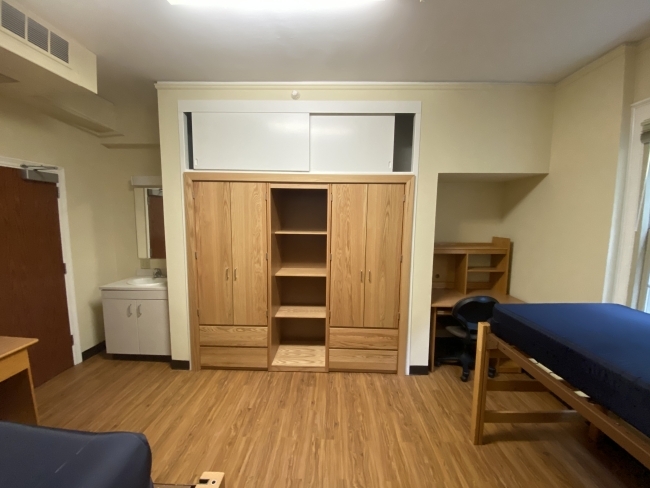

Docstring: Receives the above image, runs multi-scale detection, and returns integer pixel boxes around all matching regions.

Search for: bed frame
[470,322,650,470]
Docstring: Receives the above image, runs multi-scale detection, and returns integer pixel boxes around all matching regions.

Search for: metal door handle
[369,271,372,283]
[360,270,364,282]
[127,304,132,317]
[234,268,238,281]
[137,304,142,318]
[226,267,229,280]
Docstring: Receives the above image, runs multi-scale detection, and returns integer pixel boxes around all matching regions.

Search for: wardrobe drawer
[329,328,398,350]
[200,347,267,369]
[329,349,397,373]
[200,326,268,347]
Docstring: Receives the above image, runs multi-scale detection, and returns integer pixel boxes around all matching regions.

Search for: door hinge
[191,185,196,200]
[265,193,268,201]
[403,194,406,202]
[330,253,332,261]
[398,312,401,321]
[400,255,403,263]
[266,310,269,318]
[329,310,332,319]
[195,251,197,260]
[266,252,268,261]
[197,309,200,318]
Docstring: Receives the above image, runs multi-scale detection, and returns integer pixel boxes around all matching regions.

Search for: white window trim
[0,156,82,364]
[605,98,650,305]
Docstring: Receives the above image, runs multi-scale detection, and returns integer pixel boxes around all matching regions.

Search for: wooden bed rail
[470,322,650,471]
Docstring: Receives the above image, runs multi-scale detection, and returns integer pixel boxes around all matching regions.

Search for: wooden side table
[0,336,39,425]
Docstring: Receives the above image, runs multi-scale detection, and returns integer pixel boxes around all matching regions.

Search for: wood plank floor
[36,355,650,487]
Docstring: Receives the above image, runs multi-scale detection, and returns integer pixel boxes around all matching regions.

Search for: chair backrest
[451,296,499,330]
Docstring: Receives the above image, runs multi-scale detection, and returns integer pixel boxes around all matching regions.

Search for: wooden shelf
[271,345,326,370]
[467,267,505,273]
[273,229,327,235]
[275,305,326,319]
[274,265,327,277]
[434,244,508,255]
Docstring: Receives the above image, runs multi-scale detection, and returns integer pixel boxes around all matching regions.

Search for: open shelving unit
[432,236,511,294]
[268,185,330,371]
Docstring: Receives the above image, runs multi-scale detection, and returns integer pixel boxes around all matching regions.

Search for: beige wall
[435,179,507,243]
[157,84,554,367]
[634,37,650,103]
[500,46,635,303]
[0,94,161,351]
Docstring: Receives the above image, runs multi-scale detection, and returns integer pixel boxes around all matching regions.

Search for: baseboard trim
[409,366,429,375]
[82,341,106,361]
[171,360,190,370]
[112,354,171,363]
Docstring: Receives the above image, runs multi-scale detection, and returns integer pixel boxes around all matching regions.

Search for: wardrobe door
[230,182,268,325]
[330,184,368,328]
[194,182,234,325]
[363,184,404,329]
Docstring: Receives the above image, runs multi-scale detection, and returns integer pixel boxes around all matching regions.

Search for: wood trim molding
[398,177,415,376]
[185,172,414,184]
[184,177,201,370]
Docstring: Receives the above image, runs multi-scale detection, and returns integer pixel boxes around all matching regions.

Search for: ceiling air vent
[27,17,48,51]
[50,32,69,63]
[1,1,26,38]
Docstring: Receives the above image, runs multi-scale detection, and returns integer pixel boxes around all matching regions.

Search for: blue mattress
[491,303,650,438]
[0,422,153,488]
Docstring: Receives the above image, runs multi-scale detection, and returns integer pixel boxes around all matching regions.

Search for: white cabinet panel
[103,299,139,355]
[136,300,171,356]
[192,112,310,171]
[310,115,396,173]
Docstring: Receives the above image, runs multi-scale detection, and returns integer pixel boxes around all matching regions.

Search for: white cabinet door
[310,115,396,173]
[192,112,310,172]
[136,300,171,356]
[103,299,139,354]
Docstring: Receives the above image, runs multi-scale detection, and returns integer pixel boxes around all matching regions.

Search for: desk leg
[0,353,39,425]
[429,308,437,371]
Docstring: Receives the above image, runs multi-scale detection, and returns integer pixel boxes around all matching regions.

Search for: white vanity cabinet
[100,284,171,356]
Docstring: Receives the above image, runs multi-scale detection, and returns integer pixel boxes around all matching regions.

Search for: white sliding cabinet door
[192,112,310,171]
[310,115,396,173]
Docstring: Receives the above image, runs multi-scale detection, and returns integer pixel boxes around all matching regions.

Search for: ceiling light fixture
[167,0,384,11]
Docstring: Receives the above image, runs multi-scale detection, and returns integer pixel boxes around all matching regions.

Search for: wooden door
[194,182,234,324]
[230,183,268,325]
[363,184,405,328]
[0,166,73,386]
[103,299,139,355]
[329,184,368,328]
[147,193,166,259]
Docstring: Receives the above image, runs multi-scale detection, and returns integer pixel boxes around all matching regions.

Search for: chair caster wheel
[488,367,496,379]
[461,372,469,382]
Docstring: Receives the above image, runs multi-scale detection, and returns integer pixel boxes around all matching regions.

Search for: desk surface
[431,289,524,308]
[0,336,38,361]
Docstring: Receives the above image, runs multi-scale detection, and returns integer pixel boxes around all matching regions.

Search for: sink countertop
[100,277,168,291]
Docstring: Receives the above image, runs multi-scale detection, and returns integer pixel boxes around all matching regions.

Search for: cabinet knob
[234,268,238,281]
[368,271,372,283]
[127,304,132,317]
[137,304,142,318]
[225,267,229,280]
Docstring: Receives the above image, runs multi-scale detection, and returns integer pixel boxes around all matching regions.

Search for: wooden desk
[430,289,523,370]
[0,336,39,424]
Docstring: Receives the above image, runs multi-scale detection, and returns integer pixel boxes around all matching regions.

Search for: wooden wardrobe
[185,174,414,375]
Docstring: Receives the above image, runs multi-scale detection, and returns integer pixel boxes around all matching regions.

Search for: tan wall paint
[0,94,161,351]
[634,37,650,103]
[156,84,554,365]
[434,180,506,243]
[500,47,634,303]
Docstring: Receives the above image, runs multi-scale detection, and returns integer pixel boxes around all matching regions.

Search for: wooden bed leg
[471,321,492,445]
[588,406,607,443]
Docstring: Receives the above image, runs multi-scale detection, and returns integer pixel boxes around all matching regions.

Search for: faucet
[153,268,164,279]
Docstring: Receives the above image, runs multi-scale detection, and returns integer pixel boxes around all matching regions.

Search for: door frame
[0,155,82,365]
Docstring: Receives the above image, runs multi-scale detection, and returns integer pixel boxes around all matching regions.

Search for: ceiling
[20,0,650,98]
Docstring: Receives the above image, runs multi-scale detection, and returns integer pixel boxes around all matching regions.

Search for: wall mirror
[133,177,166,259]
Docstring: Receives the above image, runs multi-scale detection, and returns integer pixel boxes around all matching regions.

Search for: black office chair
[434,296,499,382]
